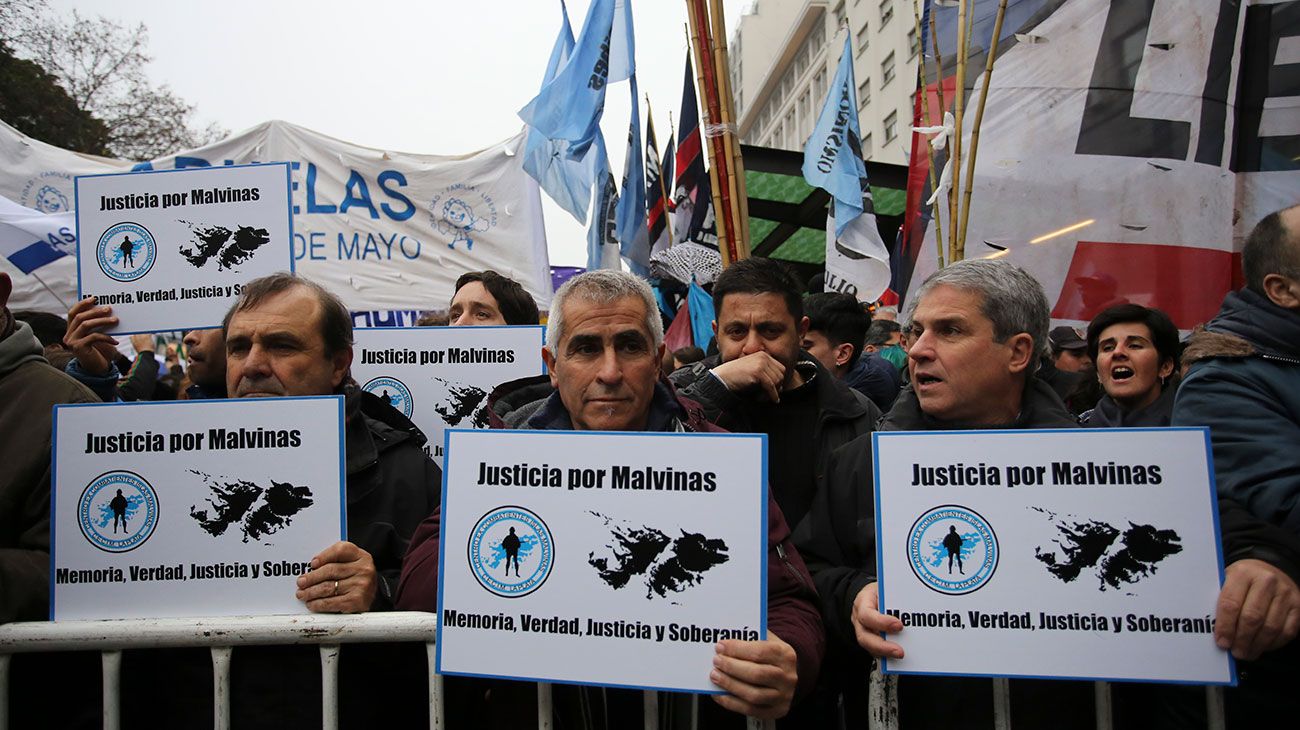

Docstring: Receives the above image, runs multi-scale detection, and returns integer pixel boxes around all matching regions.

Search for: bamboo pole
[947,0,971,262]
[649,95,676,246]
[685,0,736,265]
[913,0,945,271]
[709,0,750,259]
[956,0,1009,254]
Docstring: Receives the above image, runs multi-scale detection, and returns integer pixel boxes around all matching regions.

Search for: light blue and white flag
[0,194,76,275]
[522,1,606,223]
[518,0,618,148]
[802,35,890,302]
[617,75,649,275]
[587,153,623,271]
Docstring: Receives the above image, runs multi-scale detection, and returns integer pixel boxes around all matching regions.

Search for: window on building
[908,28,919,58]
[814,68,826,99]
[810,20,825,50]
[857,78,871,108]
[882,51,896,87]
[857,20,870,52]
[880,0,893,28]
[884,110,898,143]
[834,5,846,28]
[863,132,873,158]
[799,89,810,122]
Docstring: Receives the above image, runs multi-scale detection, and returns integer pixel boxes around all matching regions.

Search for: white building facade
[731,0,920,166]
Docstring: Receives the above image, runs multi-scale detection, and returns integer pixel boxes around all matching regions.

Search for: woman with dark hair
[1080,304,1182,427]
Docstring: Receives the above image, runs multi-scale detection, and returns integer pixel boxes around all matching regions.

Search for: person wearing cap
[1048,325,1091,373]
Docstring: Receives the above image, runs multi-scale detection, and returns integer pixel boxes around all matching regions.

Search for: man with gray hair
[795,259,1084,728]
[397,269,825,727]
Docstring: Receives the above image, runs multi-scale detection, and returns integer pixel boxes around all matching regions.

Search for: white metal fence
[0,614,772,730]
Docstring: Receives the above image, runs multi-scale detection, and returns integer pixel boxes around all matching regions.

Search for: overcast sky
[46,0,750,267]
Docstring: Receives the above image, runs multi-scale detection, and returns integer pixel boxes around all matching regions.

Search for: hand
[710,633,798,720]
[710,352,787,403]
[66,297,119,376]
[853,583,905,658]
[295,541,379,613]
[1215,558,1300,660]
[129,333,155,354]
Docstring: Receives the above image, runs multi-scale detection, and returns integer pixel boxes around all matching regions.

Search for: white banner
[351,325,546,466]
[875,428,1232,684]
[0,118,552,315]
[74,164,292,333]
[52,397,346,621]
[436,429,767,693]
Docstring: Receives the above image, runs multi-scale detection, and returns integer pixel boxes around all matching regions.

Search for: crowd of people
[1,203,1297,729]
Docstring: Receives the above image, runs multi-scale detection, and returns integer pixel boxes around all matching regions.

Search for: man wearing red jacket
[397,269,824,728]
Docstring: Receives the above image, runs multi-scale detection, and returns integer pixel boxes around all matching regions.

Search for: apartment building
[730,0,920,166]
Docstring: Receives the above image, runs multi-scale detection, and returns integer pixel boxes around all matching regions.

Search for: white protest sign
[875,428,1233,684]
[52,397,345,621]
[436,429,767,693]
[74,163,292,334]
[350,326,545,466]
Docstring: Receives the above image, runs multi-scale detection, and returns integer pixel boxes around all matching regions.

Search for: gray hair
[546,270,664,352]
[904,259,1050,358]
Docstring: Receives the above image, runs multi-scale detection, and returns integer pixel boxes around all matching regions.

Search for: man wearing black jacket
[799,258,1296,727]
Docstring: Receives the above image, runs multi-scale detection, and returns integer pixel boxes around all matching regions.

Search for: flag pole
[708,0,750,259]
[650,95,677,246]
[949,0,970,263]
[913,0,946,271]
[957,0,1009,254]
[685,4,735,265]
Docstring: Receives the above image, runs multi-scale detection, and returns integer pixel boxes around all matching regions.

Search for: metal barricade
[866,668,1227,730]
[0,614,772,730]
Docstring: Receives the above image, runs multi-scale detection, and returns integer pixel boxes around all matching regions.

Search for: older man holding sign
[398,270,823,727]
[795,259,1259,729]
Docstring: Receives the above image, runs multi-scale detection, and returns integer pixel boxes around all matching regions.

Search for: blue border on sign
[74,162,295,335]
[48,394,348,621]
[354,325,547,376]
[874,427,1236,686]
[434,428,767,695]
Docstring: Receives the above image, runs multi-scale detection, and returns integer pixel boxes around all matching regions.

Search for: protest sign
[52,397,345,621]
[74,163,292,334]
[350,326,545,466]
[436,429,767,693]
[875,428,1233,684]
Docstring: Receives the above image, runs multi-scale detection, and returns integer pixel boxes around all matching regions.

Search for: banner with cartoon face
[73,163,292,334]
[350,326,545,466]
[51,397,345,621]
[874,428,1232,684]
[435,429,767,694]
[1,120,551,317]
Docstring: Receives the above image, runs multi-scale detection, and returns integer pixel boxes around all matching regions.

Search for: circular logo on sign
[361,376,414,419]
[78,470,159,553]
[468,506,554,598]
[20,171,73,213]
[97,222,157,282]
[908,505,998,595]
[428,183,498,252]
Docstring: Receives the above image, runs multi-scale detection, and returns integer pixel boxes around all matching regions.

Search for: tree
[0,41,111,155]
[8,6,226,160]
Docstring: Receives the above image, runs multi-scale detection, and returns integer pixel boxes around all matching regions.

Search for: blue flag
[802,35,868,239]
[688,278,713,352]
[518,0,618,148]
[522,1,598,222]
[617,75,648,275]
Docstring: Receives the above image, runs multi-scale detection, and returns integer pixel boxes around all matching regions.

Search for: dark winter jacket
[842,352,901,411]
[0,317,98,622]
[396,374,826,713]
[1081,384,1176,428]
[668,353,881,531]
[794,378,1097,729]
[1174,289,1300,535]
